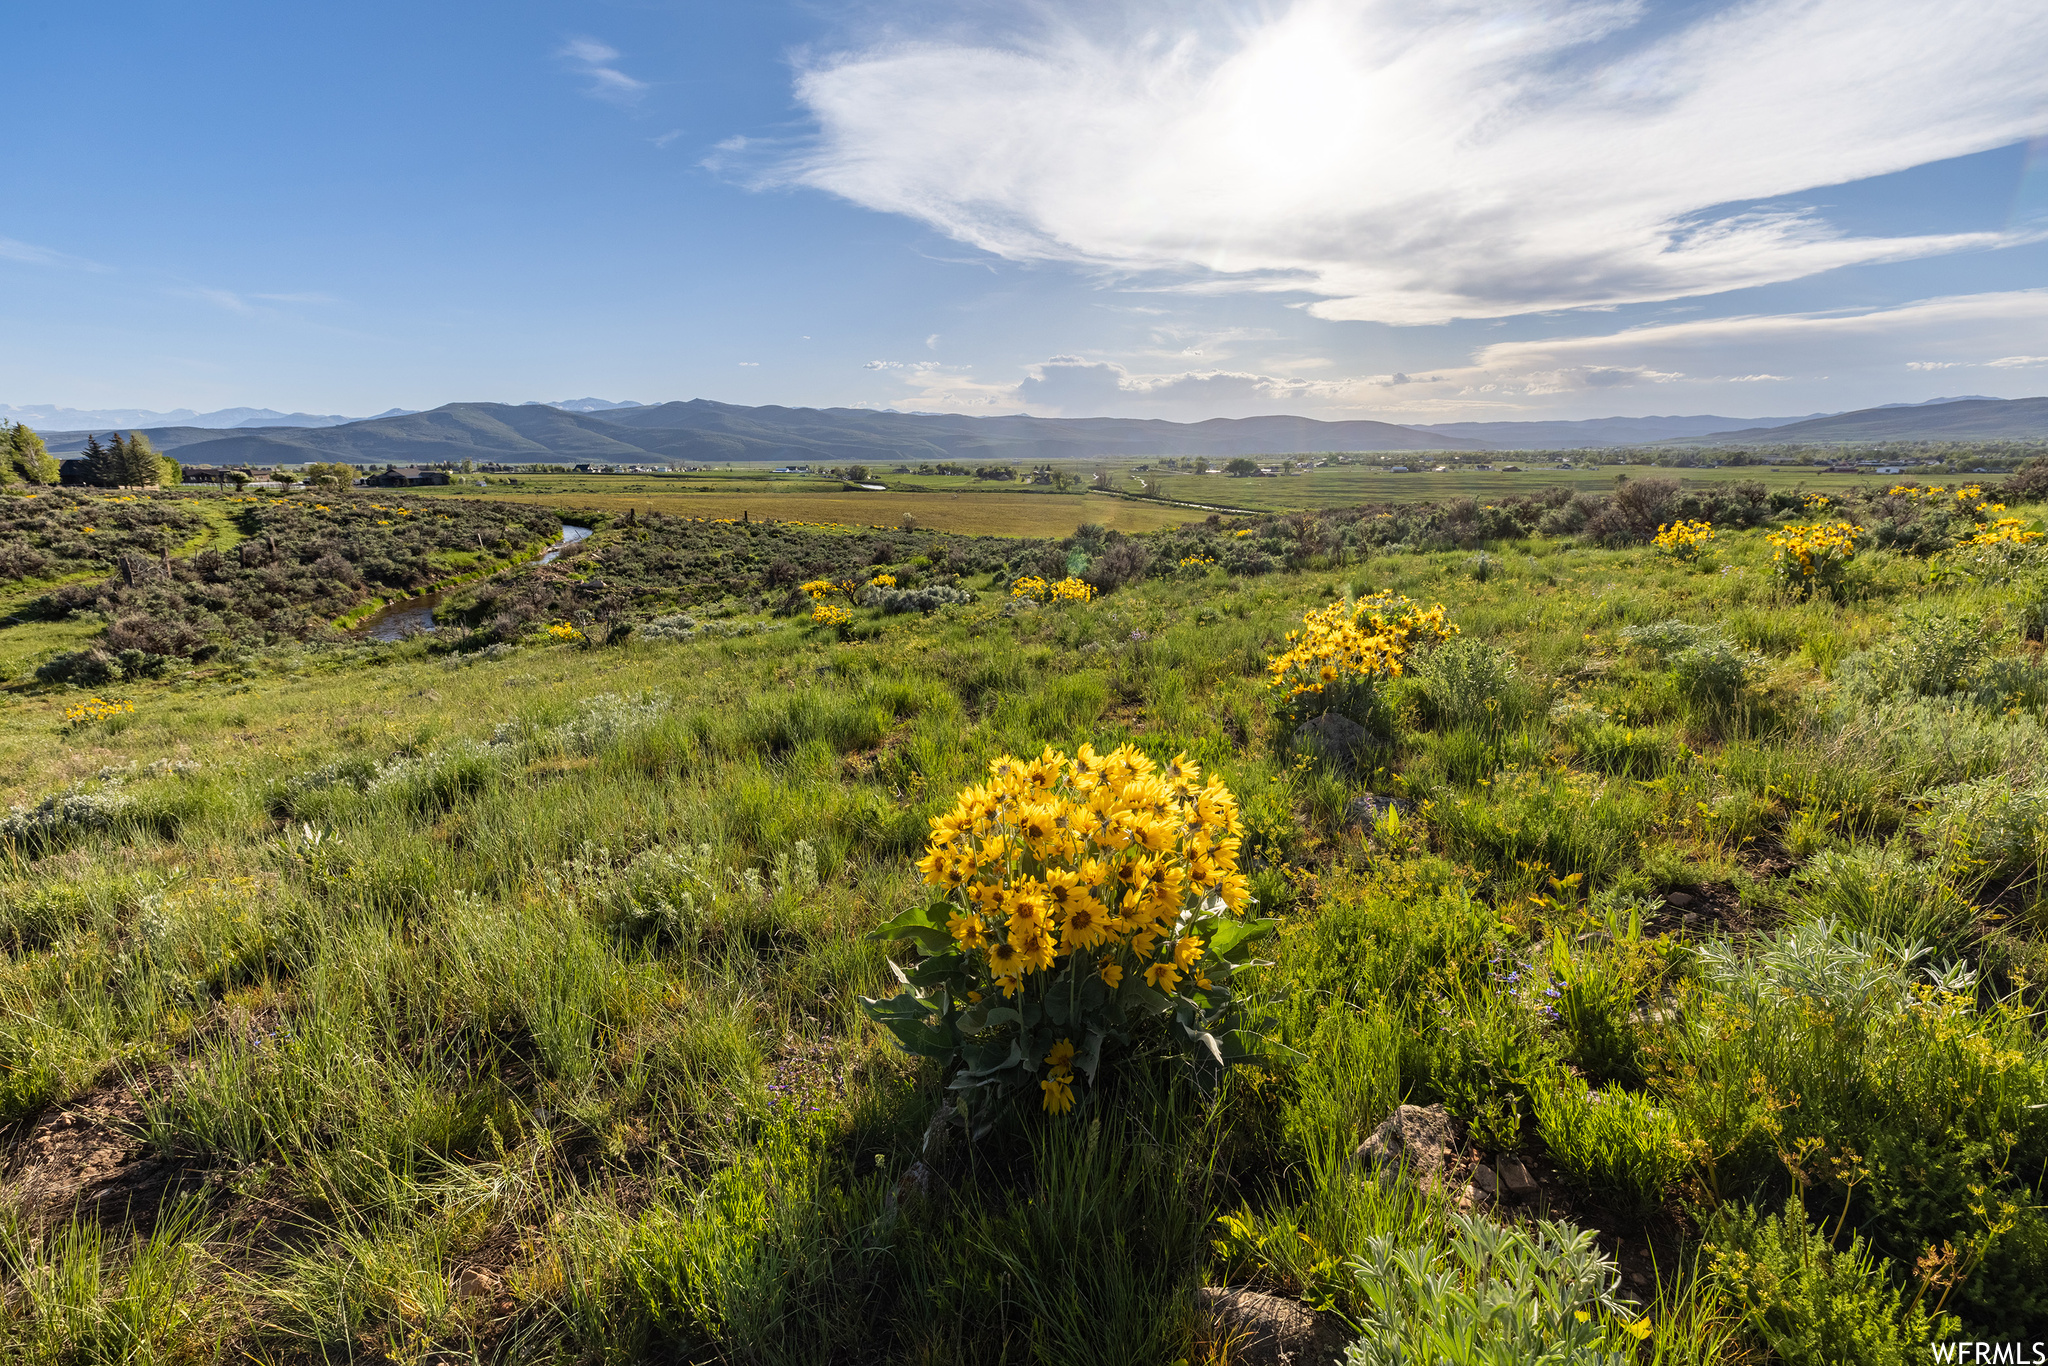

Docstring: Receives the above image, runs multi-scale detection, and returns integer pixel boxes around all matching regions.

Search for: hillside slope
[42,400,1489,465]
[1687,395,2048,443]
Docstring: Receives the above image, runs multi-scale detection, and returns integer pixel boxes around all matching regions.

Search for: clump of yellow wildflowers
[1764,522,1861,598]
[63,697,134,727]
[546,622,583,642]
[1652,519,1714,563]
[862,744,1275,1119]
[1966,517,2043,548]
[1011,575,1095,603]
[811,601,853,628]
[1266,591,1456,729]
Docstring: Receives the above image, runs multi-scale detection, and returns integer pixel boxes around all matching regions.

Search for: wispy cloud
[1987,355,2048,368]
[786,0,2048,324]
[560,37,648,105]
[0,235,111,272]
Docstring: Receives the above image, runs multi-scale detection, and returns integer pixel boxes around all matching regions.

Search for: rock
[1345,792,1381,827]
[1496,1155,1538,1202]
[453,1267,499,1299]
[1198,1286,1354,1366]
[893,1161,938,1210]
[1355,1104,1461,1177]
[1664,890,1695,908]
[1469,1162,1497,1196]
[1293,712,1371,776]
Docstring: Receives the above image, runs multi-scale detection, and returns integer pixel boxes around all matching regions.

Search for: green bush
[1531,1074,1688,1213]
[1840,609,1989,700]
[1705,1196,1957,1365]
[1415,636,1526,729]
[1671,639,1762,709]
[1342,1211,1647,1364]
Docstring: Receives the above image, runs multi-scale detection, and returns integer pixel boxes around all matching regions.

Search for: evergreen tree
[119,431,164,486]
[80,434,121,487]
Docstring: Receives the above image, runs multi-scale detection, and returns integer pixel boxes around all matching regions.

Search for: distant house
[1822,464,1860,473]
[363,466,452,487]
[1387,466,1411,473]
[1501,465,1524,472]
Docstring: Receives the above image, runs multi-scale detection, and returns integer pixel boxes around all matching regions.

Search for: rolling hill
[39,400,1490,465]
[1682,396,2048,444]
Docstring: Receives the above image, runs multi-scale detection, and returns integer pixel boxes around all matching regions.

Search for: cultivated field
[3,467,2046,1362]
[1125,464,1894,513]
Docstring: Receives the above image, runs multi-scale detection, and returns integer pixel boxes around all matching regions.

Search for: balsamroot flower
[863,742,1275,1121]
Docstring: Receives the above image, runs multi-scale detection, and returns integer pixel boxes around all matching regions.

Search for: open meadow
[3,467,2048,1361]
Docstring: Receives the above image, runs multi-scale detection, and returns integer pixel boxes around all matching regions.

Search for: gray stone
[1355,1103,1461,1176]
[1293,712,1370,775]
[1496,1155,1538,1201]
[1469,1162,1497,1195]
[1198,1286,1353,1366]
[1345,792,1381,827]
[1664,890,1695,908]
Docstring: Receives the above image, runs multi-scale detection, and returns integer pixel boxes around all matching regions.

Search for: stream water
[353,524,591,643]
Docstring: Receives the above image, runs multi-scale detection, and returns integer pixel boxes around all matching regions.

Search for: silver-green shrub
[1342,1211,1642,1365]
[1417,636,1523,727]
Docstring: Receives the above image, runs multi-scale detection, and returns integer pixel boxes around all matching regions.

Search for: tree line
[61,432,182,488]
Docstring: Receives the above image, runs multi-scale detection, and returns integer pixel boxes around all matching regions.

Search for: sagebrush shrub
[1416,636,1522,729]
[1342,1211,1648,1364]
[1671,639,1762,709]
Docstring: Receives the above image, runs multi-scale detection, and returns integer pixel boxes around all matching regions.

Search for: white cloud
[787,0,2048,323]
[560,36,648,105]
[0,235,109,272]
[1908,360,1966,370]
[885,288,2048,419]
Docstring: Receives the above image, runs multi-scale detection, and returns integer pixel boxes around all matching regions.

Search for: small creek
[353,524,591,643]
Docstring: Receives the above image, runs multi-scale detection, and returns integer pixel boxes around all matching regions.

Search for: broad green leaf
[868,902,955,954]
[1207,918,1277,963]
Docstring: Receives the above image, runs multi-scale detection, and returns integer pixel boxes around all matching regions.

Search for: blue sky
[3,0,2047,425]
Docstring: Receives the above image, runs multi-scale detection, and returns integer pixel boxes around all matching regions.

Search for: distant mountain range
[0,403,372,430]
[37,400,1491,464]
[1664,396,2048,445]
[1,397,634,431]
[23,395,2048,465]
[1410,414,1828,448]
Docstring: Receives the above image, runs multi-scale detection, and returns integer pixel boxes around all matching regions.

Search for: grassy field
[3,471,2047,1362]
[1126,464,1892,513]
[413,475,1193,537]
